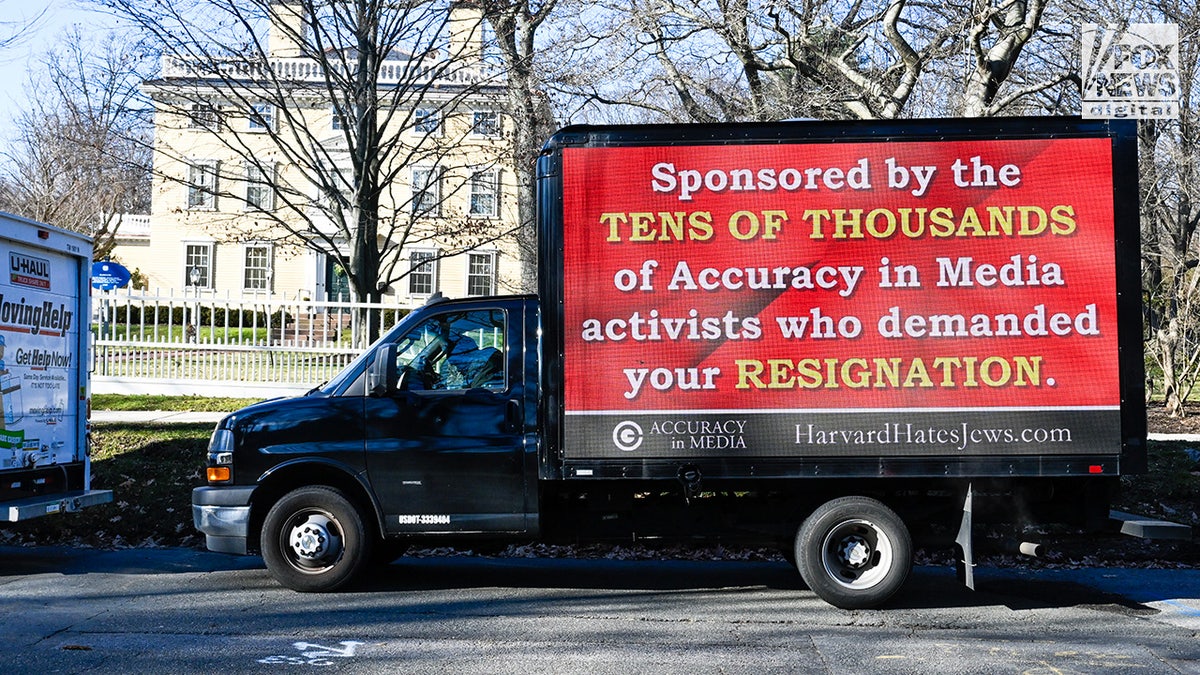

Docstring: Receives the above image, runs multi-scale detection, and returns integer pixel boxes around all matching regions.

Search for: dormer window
[414,108,441,135]
[249,103,275,131]
[471,110,499,137]
[189,103,220,129]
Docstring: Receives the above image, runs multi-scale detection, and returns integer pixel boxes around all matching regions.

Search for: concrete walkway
[91,410,227,425]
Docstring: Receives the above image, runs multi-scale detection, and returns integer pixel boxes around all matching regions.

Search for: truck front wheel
[261,486,372,592]
[795,496,911,609]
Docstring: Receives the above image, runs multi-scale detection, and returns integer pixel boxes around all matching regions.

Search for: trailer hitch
[677,465,703,505]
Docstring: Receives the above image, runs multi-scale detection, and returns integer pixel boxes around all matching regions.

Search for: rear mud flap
[955,483,975,591]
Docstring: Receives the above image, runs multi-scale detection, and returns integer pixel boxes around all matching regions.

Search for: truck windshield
[310,320,408,395]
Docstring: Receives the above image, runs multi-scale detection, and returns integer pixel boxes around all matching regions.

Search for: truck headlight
[206,429,234,484]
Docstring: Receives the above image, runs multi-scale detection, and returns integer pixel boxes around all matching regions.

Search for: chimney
[268,0,309,58]
[447,1,483,62]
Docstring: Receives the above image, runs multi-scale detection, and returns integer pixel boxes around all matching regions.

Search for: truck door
[364,299,532,534]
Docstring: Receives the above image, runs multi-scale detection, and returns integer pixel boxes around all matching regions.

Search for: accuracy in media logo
[1082,23,1179,120]
[611,418,748,453]
[612,421,644,452]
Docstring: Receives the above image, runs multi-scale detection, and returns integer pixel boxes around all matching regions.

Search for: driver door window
[394,309,506,391]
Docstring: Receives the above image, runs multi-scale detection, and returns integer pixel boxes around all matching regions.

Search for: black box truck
[194,117,1146,608]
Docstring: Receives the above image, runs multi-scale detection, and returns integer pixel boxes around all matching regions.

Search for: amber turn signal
[207,467,231,483]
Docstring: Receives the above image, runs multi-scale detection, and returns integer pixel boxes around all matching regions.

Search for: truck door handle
[505,400,521,433]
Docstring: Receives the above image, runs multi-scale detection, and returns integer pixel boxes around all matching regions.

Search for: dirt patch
[1147,402,1200,434]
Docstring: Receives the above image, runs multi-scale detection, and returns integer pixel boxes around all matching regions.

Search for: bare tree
[1140,4,1200,416]
[553,0,1087,123]
[772,0,966,120]
[0,5,47,53]
[556,0,974,122]
[535,0,678,122]
[957,0,1082,117]
[0,28,151,258]
[90,0,514,322]
[476,0,559,292]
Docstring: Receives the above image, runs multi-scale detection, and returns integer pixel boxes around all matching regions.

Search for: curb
[1148,432,1200,443]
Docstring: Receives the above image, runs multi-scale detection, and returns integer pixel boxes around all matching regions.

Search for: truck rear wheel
[795,496,911,609]
[261,486,372,592]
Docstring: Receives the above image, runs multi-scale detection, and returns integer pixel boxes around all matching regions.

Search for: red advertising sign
[560,137,1122,459]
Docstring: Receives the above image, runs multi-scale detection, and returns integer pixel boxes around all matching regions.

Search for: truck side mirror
[367,343,398,397]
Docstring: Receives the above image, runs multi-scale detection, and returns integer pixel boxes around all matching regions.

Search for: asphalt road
[1,546,1197,674]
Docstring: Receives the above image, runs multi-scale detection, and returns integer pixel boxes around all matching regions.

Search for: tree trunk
[1158,320,1185,417]
[483,0,558,294]
[961,0,1045,116]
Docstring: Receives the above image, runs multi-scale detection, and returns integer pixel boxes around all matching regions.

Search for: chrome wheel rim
[819,518,893,590]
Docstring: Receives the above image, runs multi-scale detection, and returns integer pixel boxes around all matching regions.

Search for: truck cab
[193,294,541,591]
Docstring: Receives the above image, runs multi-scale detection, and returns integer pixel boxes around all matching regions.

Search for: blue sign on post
[91,261,132,290]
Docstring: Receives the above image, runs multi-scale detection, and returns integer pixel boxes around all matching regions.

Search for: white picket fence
[91,288,413,397]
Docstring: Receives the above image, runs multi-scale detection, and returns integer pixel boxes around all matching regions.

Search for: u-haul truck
[1,213,112,523]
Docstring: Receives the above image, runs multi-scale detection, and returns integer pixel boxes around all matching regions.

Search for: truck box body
[1,213,112,521]
[538,117,1143,480]
[194,117,1145,608]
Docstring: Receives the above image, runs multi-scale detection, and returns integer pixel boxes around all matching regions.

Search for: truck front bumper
[192,486,256,555]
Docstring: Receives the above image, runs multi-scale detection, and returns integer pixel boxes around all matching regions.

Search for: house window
[411,166,440,217]
[471,110,499,137]
[316,160,352,208]
[184,243,214,288]
[467,251,495,296]
[408,250,437,296]
[243,244,272,291]
[469,169,498,218]
[187,160,218,210]
[245,163,275,210]
[414,108,440,135]
[189,103,219,129]
[331,105,346,131]
[249,102,274,131]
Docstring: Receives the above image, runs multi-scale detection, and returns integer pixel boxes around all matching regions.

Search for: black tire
[261,486,372,592]
[795,496,912,610]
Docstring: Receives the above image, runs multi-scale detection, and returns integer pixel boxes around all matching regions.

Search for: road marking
[1163,600,1200,617]
[257,641,363,666]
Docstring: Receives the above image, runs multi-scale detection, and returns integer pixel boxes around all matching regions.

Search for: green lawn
[91,394,264,412]
[3,423,211,548]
